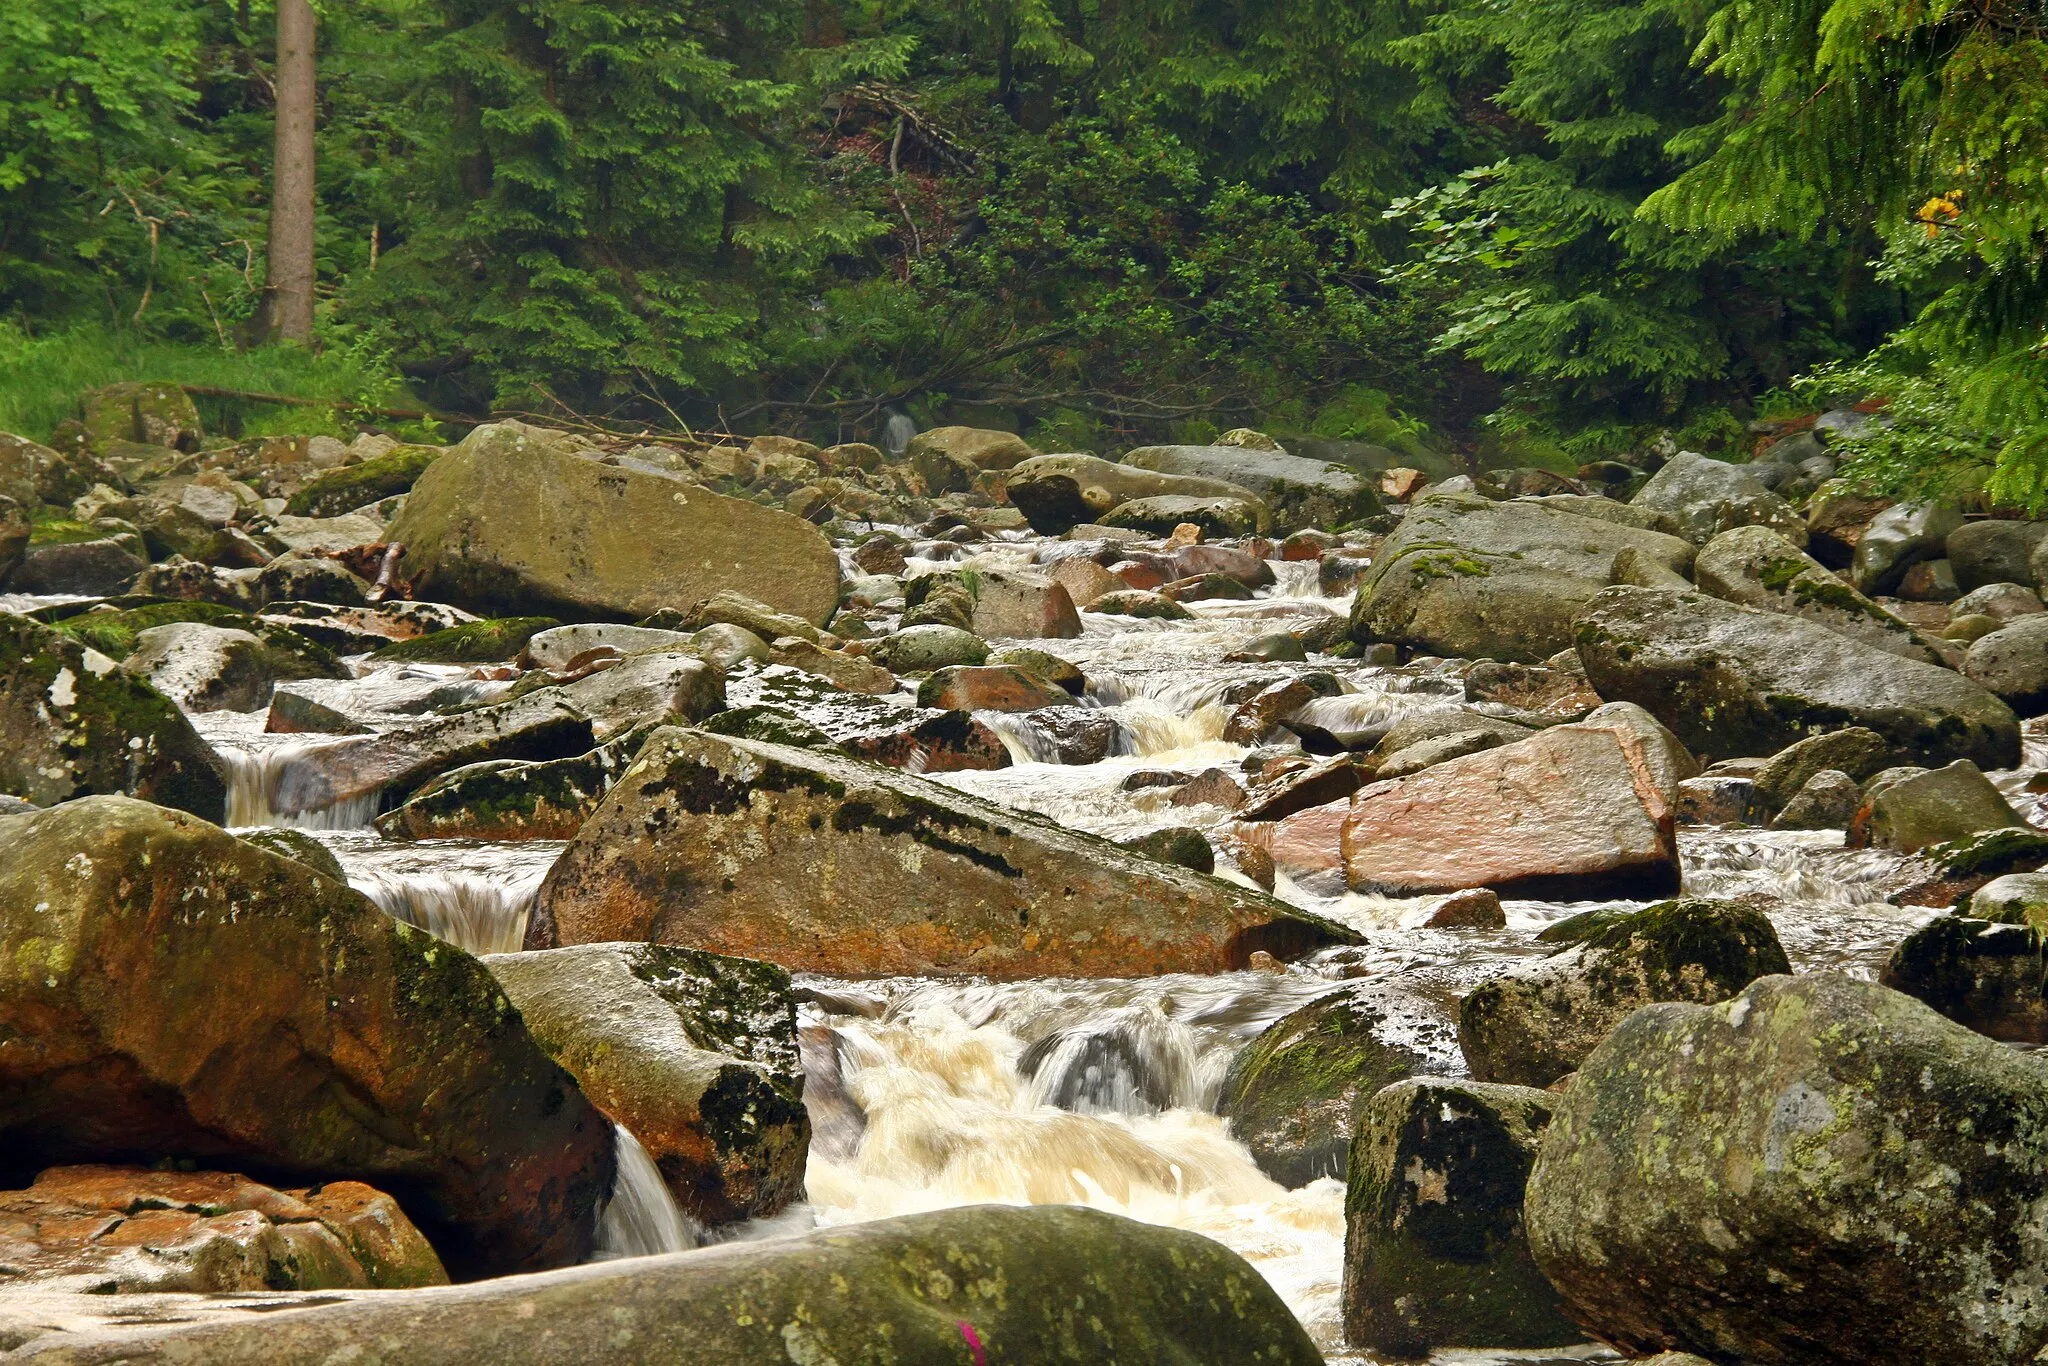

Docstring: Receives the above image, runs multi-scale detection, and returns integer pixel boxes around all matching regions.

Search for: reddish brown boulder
[1340,724,1679,899]
[0,797,615,1279]
[915,664,1072,713]
[0,1165,447,1293]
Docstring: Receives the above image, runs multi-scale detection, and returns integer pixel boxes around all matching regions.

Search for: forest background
[1,0,2043,501]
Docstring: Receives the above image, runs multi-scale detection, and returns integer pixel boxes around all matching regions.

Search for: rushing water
[178,538,2028,1364]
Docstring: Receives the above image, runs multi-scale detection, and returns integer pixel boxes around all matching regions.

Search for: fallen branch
[176,383,484,425]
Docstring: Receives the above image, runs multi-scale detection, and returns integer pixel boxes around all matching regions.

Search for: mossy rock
[1120,826,1215,873]
[237,827,348,882]
[54,600,341,675]
[697,704,841,752]
[285,444,440,518]
[372,617,561,664]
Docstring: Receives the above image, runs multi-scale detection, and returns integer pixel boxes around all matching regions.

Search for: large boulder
[79,381,202,451]
[1457,898,1790,1088]
[386,422,842,625]
[1525,974,2048,1366]
[372,738,638,841]
[0,797,615,1278]
[1692,524,1942,662]
[1351,492,1694,662]
[1948,518,2048,591]
[1339,723,1680,900]
[0,1206,1322,1366]
[480,945,808,1224]
[1963,614,2048,715]
[119,621,339,713]
[529,727,1355,977]
[905,425,1037,493]
[1006,453,1271,536]
[1629,451,1806,546]
[1,432,97,508]
[1573,585,2020,767]
[1881,916,2048,1043]
[0,1165,447,1293]
[1852,501,1965,595]
[1121,444,1380,532]
[1751,726,1895,810]
[0,614,226,820]
[284,443,440,518]
[1217,982,1461,1188]
[1850,759,2020,852]
[1343,1079,1580,1357]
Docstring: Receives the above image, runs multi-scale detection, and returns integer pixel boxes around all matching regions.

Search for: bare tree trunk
[256,0,317,344]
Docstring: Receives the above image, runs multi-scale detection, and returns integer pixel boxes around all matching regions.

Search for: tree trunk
[257,0,317,344]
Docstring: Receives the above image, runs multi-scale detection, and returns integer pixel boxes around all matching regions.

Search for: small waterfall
[220,743,381,830]
[1114,699,1229,757]
[1263,559,1327,599]
[355,870,536,954]
[975,708,1134,766]
[1017,1004,1205,1116]
[881,409,917,457]
[594,1124,699,1259]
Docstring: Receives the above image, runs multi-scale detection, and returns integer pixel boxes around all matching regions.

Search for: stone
[283,443,440,518]
[521,623,694,670]
[1953,580,2045,621]
[480,945,807,1223]
[1578,700,1699,806]
[259,599,476,654]
[0,1206,1321,1366]
[237,826,348,881]
[1771,768,1863,829]
[1239,755,1369,821]
[120,622,338,713]
[0,797,614,1278]
[899,572,975,630]
[1973,872,2048,925]
[1573,585,2020,768]
[265,689,371,735]
[1120,826,1215,872]
[5,538,146,596]
[866,623,989,672]
[848,536,908,576]
[0,432,97,508]
[373,617,563,665]
[681,588,823,645]
[686,621,770,671]
[1006,453,1271,536]
[1224,677,1335,746]
[962,567,1083,639]
[0,1165,446,1294]
[1964,614,2048,715]
[373,739,641,841]
[916,664,1070,712]
[1341,724,1680,900]
[1458,898,1788,1088]
[1852,501,1966,595]
[726,665,1009,773]
[1101,493,1265,538]
[1676,775,1766,825]
[999,705,1121,764]
[1751,726,1895,809]
[1087,588,1192,620]
[528,727,1354,976]
[1630,451,1807,546]
[1352,491,1694,662]
[1524,974,2048,1366]
[255,551,374,607]
[1160,571,1255,602]
[1425,887,1506,928]
[1851,759,2020,852]
[0,614,226,820]
[1122,444,1381,532]
[1949,520,2048,590]
[1228,632,1309,664]
[1374,728,1504,779]
[387,422,841,625]
[986,645,1084,693]
[1168,767,1248,810]
[1462,660,1600,718]
[264,511,388,555]
[0,496,27,580]
[1881,916,2048,1043]
[1891,827,2048,908]
[1342,1079,1579,1357]
[1898,557,1961,601]
[768,638,897,695]
[905,426,1036,492]
[79,381,202,451]
[1692,524,1942,662]
[1048,555,1118,607]
[1219,983,1461,1188]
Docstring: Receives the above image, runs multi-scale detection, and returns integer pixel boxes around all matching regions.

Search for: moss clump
[372,616,560,664]
[1925,827,2048,880]
[238,827,348,882]
[698,705,839,752]
[54,600,341,674]
[285,445,440,518]
[27,515,115,546]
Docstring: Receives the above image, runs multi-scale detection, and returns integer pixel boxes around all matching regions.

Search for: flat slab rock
[1333,722,1680,899]
[529,726,1357,977]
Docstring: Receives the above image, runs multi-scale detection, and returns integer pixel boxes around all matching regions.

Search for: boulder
[1352,491,1694,662]
[1121,444,1380,532]
[1850,759,2020,852]
[1458,898,1789,1088]
[768,638,897,695]
[1218,983,1460,1188]
[726,665,1009,772]
[916,664,1071,713]
[255,551,374,606]
[386,422,841,625]
[1964,614,2048,715]
[1,432,97,508]
[0,1165,446,1293]
[1881,916,2048,1043]
[0,495,26,579]
[0,614,226,820]
[1341,724,1680,900]
[1973,872,2048,924]
[529,727,1354,976]
[480,945,807,1223]
[1048,555,1118,607]
[1573,586,2020,768]
[999,705,1122,764]
[1952,580,2044,621]
[1852,501,1965,595]
[866,622,989,672]
[1898,557,1961,601]
[681,589,824,645]
[373,738,640,841]
[1578,700,1699,805]
[520,622,694,670]
[1100,493,1265,539]
[1771,768,1863,829]
[0,797,614,1278]
[1343,1079,1579,1357]
[962,567,1083,639]
[539,649,726,742]
[284,444,439,518]
[1525,974,2048,1366]
[905,426,1037,493]
[1692,525,1942,662]
[79,382,201,451]
[1676,775,1767,825]
[1088,588,1191,619]
[365,616,566,665]
[1630,451,1807,546]
[6,537,145,596]
[1946,518,2047,590]
[1751,726,1895,809]
[1890,827,2048,908]
[238,826,349,881]
[0,1206,1321,1366]
[1006,454,1271,536]
[119,622,337,713]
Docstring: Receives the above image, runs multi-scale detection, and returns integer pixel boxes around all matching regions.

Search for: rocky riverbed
[8,401,2048,1363]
